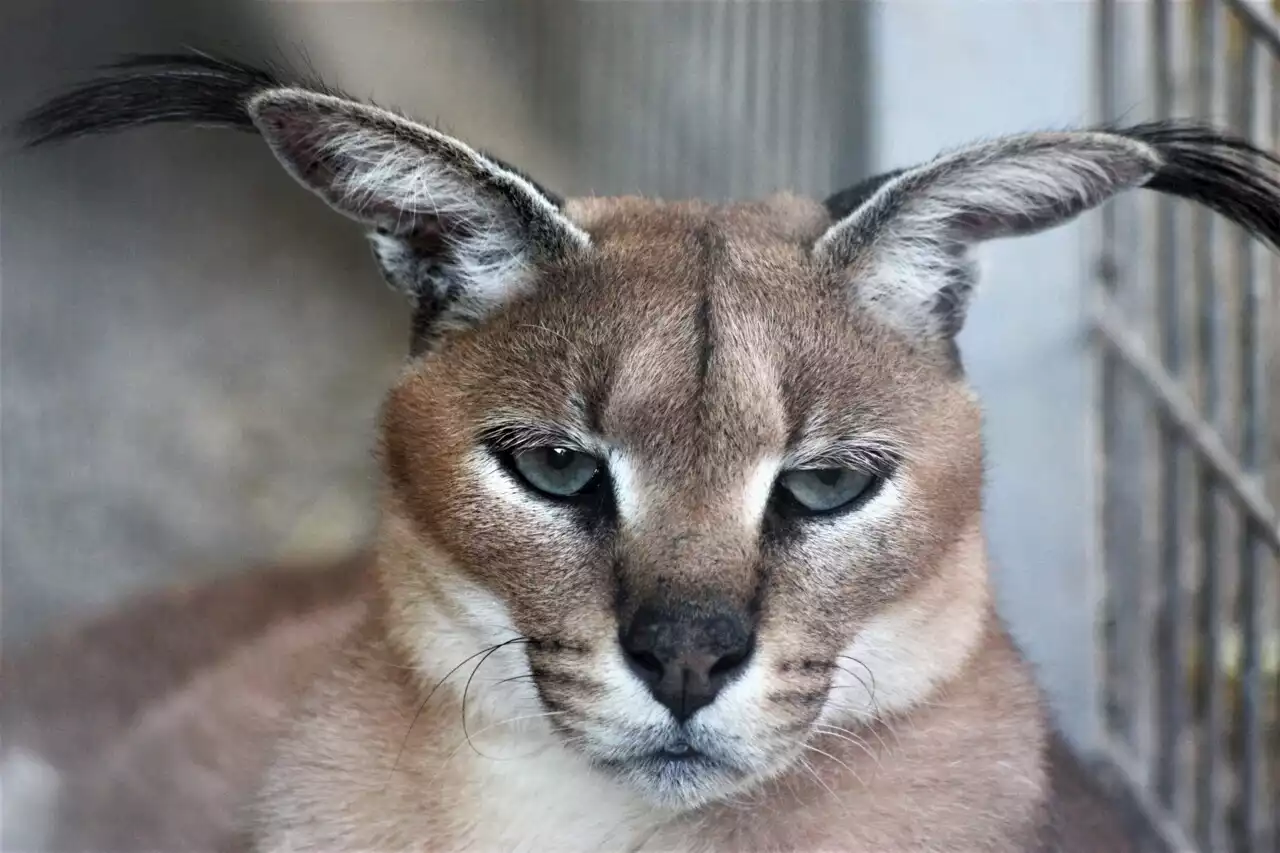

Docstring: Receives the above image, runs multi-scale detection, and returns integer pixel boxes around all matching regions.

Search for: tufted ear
[816,123,1280,347]
[17,53,589,350]
[244,88,589,343]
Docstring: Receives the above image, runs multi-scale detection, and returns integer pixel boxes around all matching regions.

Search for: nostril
[708,649,747,677]
[624,648,665,681]
[708,635,755,680]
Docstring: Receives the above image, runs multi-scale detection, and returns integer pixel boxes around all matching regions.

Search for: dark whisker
[460,637,534,758]
[836,655,880,717]
[387,637,532,783]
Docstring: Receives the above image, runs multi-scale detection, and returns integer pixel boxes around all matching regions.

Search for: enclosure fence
[1094,0,1280,851]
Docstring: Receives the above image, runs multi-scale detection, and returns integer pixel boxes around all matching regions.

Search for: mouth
[594,737,745,809]
[637,740,720,771]
[602,740,719,771]
[655,739,697,761]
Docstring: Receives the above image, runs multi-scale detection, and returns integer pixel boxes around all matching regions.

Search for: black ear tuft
[1116,120,1280,251]
[14,49,587,353]
[15,52,298,146]
[816,119,1280,348]
[15,50,570,210]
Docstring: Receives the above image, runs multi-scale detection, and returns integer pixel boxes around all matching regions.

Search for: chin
[605,754,739,810]
[586,737,766,811]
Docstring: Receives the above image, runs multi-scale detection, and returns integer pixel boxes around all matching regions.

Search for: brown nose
[618,604,755,722]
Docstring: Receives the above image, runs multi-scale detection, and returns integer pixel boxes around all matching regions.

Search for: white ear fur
[246,88,590,340]
[814,132,1162,341]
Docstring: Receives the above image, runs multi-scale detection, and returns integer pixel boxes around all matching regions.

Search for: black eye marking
[485,438,617,534]
[761,449,900,545]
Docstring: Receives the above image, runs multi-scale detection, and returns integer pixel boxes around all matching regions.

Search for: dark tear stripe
[690,223,725,394]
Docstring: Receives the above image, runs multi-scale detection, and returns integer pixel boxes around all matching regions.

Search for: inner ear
[246,88,589,348]
[814,131,1168,347]
[930,265,975,341]
[369,221,496,352]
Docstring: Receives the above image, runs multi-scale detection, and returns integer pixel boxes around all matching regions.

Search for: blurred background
[0,1,1275,851]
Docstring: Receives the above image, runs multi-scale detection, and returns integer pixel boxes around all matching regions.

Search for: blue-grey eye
[511,446,601,497]
[778,468,875,513]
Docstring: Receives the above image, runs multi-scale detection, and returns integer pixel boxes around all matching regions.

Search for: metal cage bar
[1094,1,1280,851]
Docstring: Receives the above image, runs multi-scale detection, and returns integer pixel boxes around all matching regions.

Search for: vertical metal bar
[1239,519,1267,853]
[1196,0,1225,431]
[1132,0,1164,788]
[1151,0,1189,813]
[1102,0,1151,764]
[1233,28,1267,850]
[1226,13,1248,850]
[1264,12,1280,847]
[1094,0,1123,752]
[1273,0,1280,507]
[1190,0,1228,846]
[1195,469,1227,853]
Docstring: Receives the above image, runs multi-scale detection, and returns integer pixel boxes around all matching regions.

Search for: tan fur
[4,195,1138,852]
